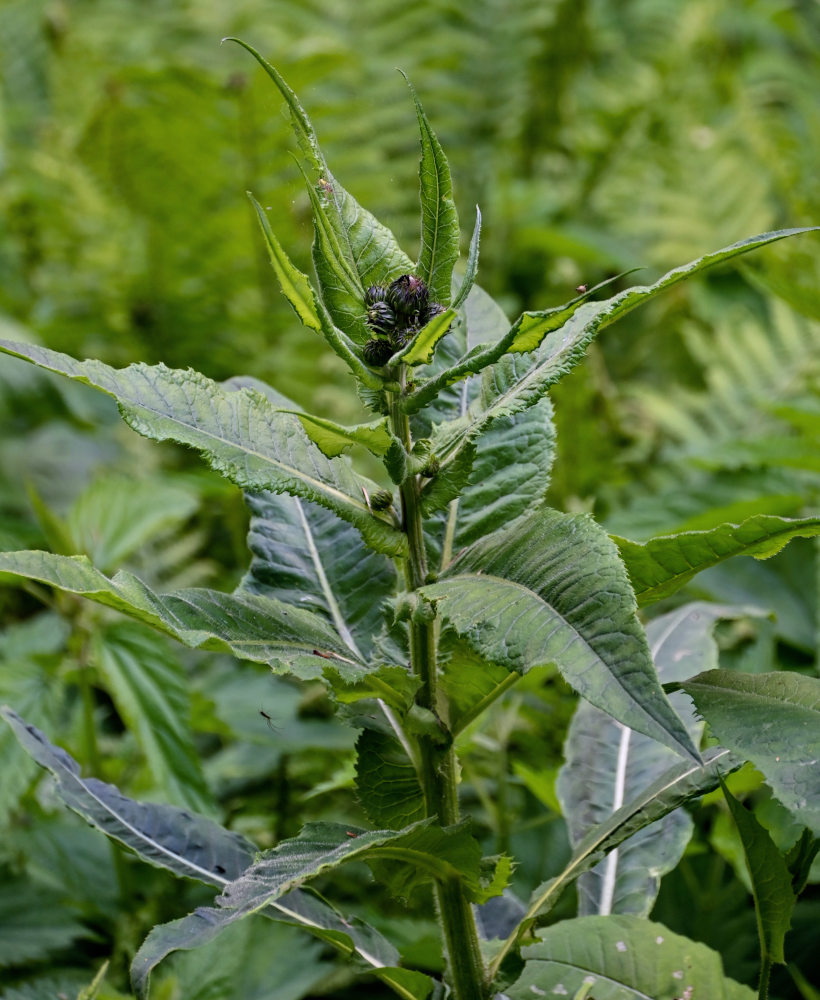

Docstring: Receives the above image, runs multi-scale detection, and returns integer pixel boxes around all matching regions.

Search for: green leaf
[93,624,213,813]
[392,308,458,367]
[132,819,485,995]
[557,603,753,918]
[407,227,819,416]
[0,340,407,558]
[0,550,367,679]
[405,76,460,305]
[683,670,820,835]
[247,193,380,387]
[614,514,820,607]
[506,916,756,1000]
[722,782,795,968]
[241,491,397,660]
[355,729,424,829]
[422,511,699,761]
[451,207,481,311]
[0,879,93,968]
[488,746,740,978]
[226,39,414,340]
[292,412,392,458]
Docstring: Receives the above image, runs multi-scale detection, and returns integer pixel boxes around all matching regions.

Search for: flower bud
[370,489,394,511]
[386,274,429,315]
[363,338,395,367]
[366,301,395,335]
[425,302,446,323]
[365,285,387,306]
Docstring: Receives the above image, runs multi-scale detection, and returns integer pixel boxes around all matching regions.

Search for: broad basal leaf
[227,39,414,343]
[422,511,699,761]
[683,670,820,834]
[615,514,820,606]
[722,782,796,968]
[0,550,367,679]
[0,340,406,557]
[241,490,397,659]
[507,915,755,1000]
[558,603,755,918]
[406,76,460,306]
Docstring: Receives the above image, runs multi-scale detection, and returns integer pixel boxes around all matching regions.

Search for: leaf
[132,819,486,995]
[682,670,820,835]
[226,39,414,340]
[407,227,820,415]
[93,624,213,813]
[1,709,412,992]
[241,490,397,660]
[614,514,820,607]
[392,308,458,367]
[722,782,795,968]
[488,746,740,978]
[405,75,460,305]
[506,915,756,1000]
[451,207,481,311]
[0,550,367,679]
[557,603,754,918]
[355,729,424,829]
[0,340,407,557]
[0,879,93,968]
[247,193,381,387]
[422,511,699,761]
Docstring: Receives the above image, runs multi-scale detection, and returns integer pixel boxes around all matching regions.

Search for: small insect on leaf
[312,649,335,660]
[317,177,333,197]
[575,283,588,294]
[346,831,358,838]
[259,710,279,732]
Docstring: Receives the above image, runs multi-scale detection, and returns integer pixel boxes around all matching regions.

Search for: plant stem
[389,372,488,1000]
[758,955,772,1000]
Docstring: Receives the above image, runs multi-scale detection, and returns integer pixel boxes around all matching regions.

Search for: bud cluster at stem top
[361,275,445,367]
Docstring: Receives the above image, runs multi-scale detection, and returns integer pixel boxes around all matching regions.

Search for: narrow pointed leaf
[241,491,397,659]
[422,511,699,761]
[722,782,795,967]
[451,207,481,311]
[391,308,458,367]
[405,76,460,305]
[507,916,755,1000]
[488,746,741,977]
[615,514,820,606]
[407,227,819,415]
[0,550,367,679]
[0,340,406,557]
[683,670,820,834]
[558,603,755,918]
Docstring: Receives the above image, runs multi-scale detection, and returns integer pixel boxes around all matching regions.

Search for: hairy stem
[389,371,487,1000]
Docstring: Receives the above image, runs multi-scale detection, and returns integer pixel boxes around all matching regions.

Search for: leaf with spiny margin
[451,207,481,311]
[0,550,366,680]
[558,604,756,918]
[614,514,820,607]
[247,194,379,387]
[421,511,699,761]
[0,709,422,997]
[405,76,460,305]
[132,819,490,994]
[226,39,414,342]
[0,340,406,557]
[506,916,756,1000]
[722,782,796,968]
[683,670,820,835]
[487,746,741,977]
[325,665,419,713]
[407,227,820,417]
[355,729,424,829]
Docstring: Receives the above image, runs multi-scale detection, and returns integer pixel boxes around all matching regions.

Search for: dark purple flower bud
[424,302,446,323]
[366,301,396,335]
[386,274,429,315]
[363,338,395,367]
[365,285,387,306]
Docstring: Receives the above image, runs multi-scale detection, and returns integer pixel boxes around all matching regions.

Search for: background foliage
[1,0,819,997]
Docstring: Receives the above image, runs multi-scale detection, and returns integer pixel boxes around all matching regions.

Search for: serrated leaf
[0,550,367,679]
[355,729,424,829]
[0,340,406,557]
[615,514,820,606]
[558,603,754,918]
[227,39,414,340]
[392,308,458,367]
[422,511,699,761]
[683,670,820,834]
[93,624,213,813]
[722,782,795,968]
[451,207,481,311]
[241,491,397,660]
[132,819,485,995]
[507,916,756,1000]
[0,879,93,968]
[405,76,460,305]
[488,746,740,977]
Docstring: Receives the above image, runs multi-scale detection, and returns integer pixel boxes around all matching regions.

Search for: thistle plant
[1,39,819,1000]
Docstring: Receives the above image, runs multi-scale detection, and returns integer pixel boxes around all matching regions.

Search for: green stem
[389,372,488,1000]
[758,955,772,1000]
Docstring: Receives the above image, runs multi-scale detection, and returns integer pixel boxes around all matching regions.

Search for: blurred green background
[1,1,819,997]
